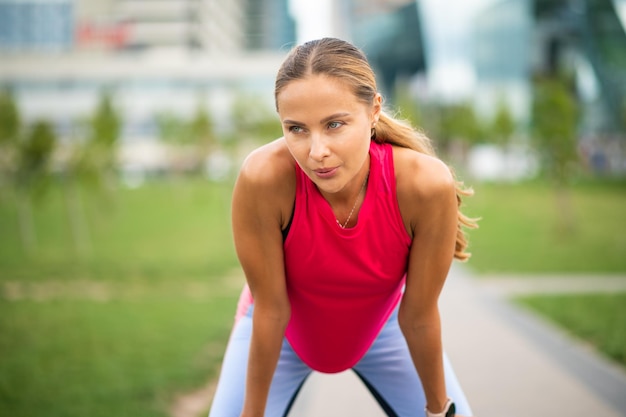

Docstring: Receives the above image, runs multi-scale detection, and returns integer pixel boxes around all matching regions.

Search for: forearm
[241,307,289,417]
[399,308,447,413]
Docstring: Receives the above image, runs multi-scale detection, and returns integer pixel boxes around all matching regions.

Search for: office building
[244,0,296,51]
[0,0,74,52]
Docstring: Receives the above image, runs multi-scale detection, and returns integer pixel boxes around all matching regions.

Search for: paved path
[288,265,626,417]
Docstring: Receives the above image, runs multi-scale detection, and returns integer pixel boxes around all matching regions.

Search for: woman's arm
[396,149,459,415]
[231,141,295,417]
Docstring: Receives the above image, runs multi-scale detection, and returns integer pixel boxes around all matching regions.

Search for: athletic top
[234,140,412,373]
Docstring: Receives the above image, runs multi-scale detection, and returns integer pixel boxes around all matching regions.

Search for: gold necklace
[336,171,369,229]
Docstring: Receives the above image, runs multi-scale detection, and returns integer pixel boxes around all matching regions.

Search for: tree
[532,76,580,185]
[189,100,216,169]
[155,103,216,177]
[15,120,56,253]
[155,112,189,143]
[61,90,121,256]
[0,89,20,197]
[431,102,483,167]
[230,93,282,143]
[531,75,580,233]
[0,91,57,253]
[189,101,214,149]
[490,97,516,146]
[446,102,484,145]
[88,90,121,191]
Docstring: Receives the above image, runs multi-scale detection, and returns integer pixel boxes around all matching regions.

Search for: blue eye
[288,126,304,133]
[328,121,343,129]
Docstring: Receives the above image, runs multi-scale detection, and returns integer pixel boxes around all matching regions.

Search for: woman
[209,38,476,417]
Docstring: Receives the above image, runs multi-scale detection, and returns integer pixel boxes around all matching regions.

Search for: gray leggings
[209,306,472,417]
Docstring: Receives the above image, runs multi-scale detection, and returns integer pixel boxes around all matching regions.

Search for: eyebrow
[282,112,351,126]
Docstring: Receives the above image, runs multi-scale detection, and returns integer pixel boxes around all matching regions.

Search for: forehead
[277,74,368,120]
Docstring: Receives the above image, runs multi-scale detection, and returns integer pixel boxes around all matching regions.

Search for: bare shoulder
[392,145,455,200]
[237,137,295,196]
[239,137,295,185]
[392,146,457,234]
[235,138,296,227]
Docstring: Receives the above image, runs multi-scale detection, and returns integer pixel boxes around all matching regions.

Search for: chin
[310,177,343,195]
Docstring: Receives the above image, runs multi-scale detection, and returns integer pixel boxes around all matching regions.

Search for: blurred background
[0,1,625,416]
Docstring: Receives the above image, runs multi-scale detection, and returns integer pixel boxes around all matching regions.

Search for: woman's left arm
[396,151,462,416]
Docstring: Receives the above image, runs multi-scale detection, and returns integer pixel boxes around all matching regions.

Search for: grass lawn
[463,179,626,273]
[0,296,237,417]
[516,292,626,367]
[0,179,242,417]
[460,177,626,368]
[1,176,625,416]
[0,178,238,281]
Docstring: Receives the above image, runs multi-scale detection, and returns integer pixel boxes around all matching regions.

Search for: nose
[309,133,331,162]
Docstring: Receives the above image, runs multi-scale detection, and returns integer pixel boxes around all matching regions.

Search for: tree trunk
[16,191,37,254]
[554,184,575,236]
[64,180,91,257]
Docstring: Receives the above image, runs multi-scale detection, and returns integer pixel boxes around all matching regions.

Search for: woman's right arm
[231,144,294,417]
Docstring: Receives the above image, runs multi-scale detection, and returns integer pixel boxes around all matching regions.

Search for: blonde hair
[275,38,477,260]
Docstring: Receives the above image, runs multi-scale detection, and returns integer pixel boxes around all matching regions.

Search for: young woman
[209,37,476,417]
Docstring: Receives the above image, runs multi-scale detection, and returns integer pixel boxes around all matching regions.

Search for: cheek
[284,137,310,164]
[348,125,373,152]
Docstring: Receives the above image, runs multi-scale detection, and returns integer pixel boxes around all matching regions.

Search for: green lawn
[0,179,238,281]
[463,179,626,273]
[516,293,626,367]
[0,179,241,417]
[0,297,236,417]
[460,178,626,368]
[1,177,625,416]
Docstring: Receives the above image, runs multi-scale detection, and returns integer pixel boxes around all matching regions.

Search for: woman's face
[277,74,381,196]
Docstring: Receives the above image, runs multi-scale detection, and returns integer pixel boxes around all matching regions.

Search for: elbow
[254,301,291,331]
[276,303,291,331]
[397,308,416,337]
[398,304,440,337]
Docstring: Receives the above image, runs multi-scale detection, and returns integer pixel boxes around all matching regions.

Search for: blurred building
[348,0,427,98]
[0,0,297,181]
[0,0,74,52]
[472,0,533,122]
[245,0,296,51]
[107,0,245,54]
[74,0,294,54]
[531,0,626,174]
[339,0,626,133]
[1,0,624,176]
[74,0,294,55]
[533,0,626,134]
[0,0,295,134]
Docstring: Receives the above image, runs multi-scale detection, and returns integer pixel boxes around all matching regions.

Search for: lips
[313,167,339,179]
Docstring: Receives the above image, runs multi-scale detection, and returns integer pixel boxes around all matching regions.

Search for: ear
[371,93,382,125]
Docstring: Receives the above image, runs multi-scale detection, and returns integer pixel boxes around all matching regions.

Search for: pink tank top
[235,141,411,373]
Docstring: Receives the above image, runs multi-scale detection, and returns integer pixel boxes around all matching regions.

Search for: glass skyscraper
[0,0,74,52]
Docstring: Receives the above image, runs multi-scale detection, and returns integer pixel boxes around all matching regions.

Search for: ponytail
[373,111,478,261]
[274,38,477,261]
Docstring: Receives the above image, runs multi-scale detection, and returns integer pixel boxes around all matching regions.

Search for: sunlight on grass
[0,295,238,417]
[516,292,626,367]
[1,177,625,416]
[464,180,626,273]
[0,179,241,417]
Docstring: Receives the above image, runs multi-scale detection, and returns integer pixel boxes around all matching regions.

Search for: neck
[330,165,370,229]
